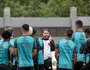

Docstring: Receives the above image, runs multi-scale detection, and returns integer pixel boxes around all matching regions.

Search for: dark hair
[76,20,83,28]
[84,28,90,34]
[66,30,73,37]
[43,28,49,33]
[22,24,29,31]
[2,30,12,39]
[32,29,36,36]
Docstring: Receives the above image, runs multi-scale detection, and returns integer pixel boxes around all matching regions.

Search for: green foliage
[0,0,4,17]
[0,0,90,17]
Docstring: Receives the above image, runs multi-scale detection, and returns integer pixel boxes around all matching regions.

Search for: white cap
[28,26,33,35]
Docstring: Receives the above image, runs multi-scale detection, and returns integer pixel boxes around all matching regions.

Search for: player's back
[0,40,11,65]
[58,39,76,69]
[16,36,36,67]
[72,32,86,61]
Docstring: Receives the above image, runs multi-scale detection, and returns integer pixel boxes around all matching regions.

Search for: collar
[42,37,49,40]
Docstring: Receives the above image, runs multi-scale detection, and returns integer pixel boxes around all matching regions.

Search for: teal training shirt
[14,36,36,67]
[38,38,44,64]
[0,40,12,65]
[56,39,77,69]
[72,32,86,62]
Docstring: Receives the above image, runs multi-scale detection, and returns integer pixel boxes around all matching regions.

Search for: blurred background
[0,0,90,17]
[0,0,90,70]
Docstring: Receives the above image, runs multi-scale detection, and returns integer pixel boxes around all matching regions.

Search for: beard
[43,35,49,39]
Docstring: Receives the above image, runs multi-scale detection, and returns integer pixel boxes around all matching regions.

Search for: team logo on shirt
[22,42,29,47]
[48,43,50,46]
[0,46,4,54]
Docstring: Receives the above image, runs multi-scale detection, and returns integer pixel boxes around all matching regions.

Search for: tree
[1,0,90,17]
[0,0,4,17]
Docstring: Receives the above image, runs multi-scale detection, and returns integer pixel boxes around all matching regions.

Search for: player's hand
[49,35,53,41]
[9,61,13,67]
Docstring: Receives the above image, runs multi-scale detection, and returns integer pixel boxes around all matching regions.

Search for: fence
[0,7,90,36]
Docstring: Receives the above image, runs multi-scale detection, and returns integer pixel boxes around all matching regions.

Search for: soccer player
[85,28,90,63]
[55,30,77,70]
[43,28,55,70]
[32,29,44,70]
[14,24,37,70]
[84,28,90,38]
[72,20,86,70]
[0,30,13,70]
[6,27,17,70]
[82,28,90,70]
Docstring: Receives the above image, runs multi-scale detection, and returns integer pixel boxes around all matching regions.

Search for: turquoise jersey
[38,38,44,65]
[72,32,86,62]
[10,38,15,47]
[14,36,36,67]
[56,39,77,69]
[0,40,12,65]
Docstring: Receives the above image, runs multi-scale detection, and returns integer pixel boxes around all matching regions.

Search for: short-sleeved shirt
[0,40,12,65]
[10,38,16,65]
[14,36,36,67]
[72,32,86,62]
[37,38,44,64]
[56,39,77,69]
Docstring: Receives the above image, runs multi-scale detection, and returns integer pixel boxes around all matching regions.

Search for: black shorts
[44,57,52,70]
[12,65,17,70]
[58,68,71,70]
[0,64,11,70]
[34,64,44,70]
[74,62,83,70]
[18,67,34,70]
[39,64,44,70]
[34,64,39,70]
[82,61,90,70]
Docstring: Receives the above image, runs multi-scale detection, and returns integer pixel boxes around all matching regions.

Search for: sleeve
[9,43,13,48]
[71,33,75,42]
[33,38,37,49]
[14,39,17,48]
[80,39,86,50]
[42,41,44,49]
[9,43,14,54]
[73,44,77,53]
[40,38,44,49]
[9,47,14,54]
[50,39,55,51]
[56,41,59,49]
[84,33,86,40]
[80,33,86,50]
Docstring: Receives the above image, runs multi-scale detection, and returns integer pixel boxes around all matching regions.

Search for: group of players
[0,20,90,70]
